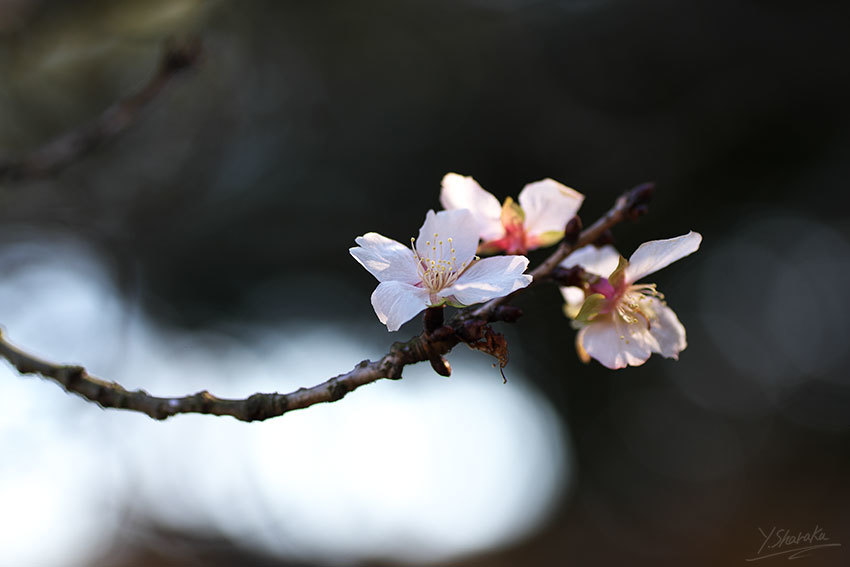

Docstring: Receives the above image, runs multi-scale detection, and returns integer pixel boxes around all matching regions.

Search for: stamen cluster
[615,284,663,327]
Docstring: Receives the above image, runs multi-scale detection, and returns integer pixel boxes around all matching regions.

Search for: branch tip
[563,215,582,245]
[622,182,655,220]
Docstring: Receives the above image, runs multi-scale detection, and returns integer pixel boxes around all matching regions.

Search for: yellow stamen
[411,232,476,295]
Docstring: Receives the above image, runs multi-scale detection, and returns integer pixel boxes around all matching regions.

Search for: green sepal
[563,301,582,322]
[607,255,629,289]
[501,196,525,226]
[574,293,607,323]
[535,230,564,248]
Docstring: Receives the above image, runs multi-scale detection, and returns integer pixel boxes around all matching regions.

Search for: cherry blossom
[559,232,702,369]
[439,173,585,254]
[351,209,533,331]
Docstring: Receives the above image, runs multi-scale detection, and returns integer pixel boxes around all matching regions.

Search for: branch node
[329,380,350,402]
[428,325,455,342]
[195,390,215,411]
[380,357,404,380]
[153,402,172,421]
[492,305,523,323]
[563,215,582,246]
[456,319,487,343]
[423,306,445,335]
[550,265,588,288]
[428,356,452,377]
[63,365,86,386]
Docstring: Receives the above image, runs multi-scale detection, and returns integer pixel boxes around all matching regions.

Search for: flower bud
[624,182,654,220]
[551,265,587,288]
[429,356,452,377]
[563,215,582,245]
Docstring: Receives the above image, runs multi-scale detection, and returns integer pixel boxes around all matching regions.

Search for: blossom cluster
[350,173,701,369]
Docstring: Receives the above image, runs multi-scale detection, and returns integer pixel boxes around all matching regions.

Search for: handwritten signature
[746,525,842,561]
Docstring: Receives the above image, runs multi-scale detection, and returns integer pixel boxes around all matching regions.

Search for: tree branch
[470,181,653,319]
[0,327,451,422]
[0,184,650,421]
[0,38,202,183]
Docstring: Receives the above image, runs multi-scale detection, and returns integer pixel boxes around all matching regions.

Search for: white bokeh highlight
[0,236,571,566]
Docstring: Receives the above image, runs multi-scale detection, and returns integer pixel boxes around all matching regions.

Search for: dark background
[1,0,849,565]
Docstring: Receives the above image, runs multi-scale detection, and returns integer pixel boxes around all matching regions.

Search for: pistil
[410,233,476,295]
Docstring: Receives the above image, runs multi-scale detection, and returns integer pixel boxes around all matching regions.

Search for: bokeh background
[1,0,849,565]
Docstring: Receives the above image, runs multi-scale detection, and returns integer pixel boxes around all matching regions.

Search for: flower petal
[370,281,430,332]
[440,255,532,305]
[416,209,479,267]
[559,244,621,277]
[439,173,504,241]
[577,315,657,369]
[518,179,585,239]
[625,231,702,283]
[645,297,687,359]
[560,286,586,317]
[350,233,420,284]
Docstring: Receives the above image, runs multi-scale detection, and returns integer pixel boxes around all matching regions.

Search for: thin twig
[0,38,202,183]
[0,185,648,421]
[0,328,452,422]
[470,182,652,319]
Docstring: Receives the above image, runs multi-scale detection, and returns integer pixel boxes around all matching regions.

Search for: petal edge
[625,231,702,283]
[370,281,430,332]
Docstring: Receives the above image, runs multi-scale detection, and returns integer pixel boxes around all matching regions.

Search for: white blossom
[440,173,584,254]
[351,209,533,331]
[559,232,702,369]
